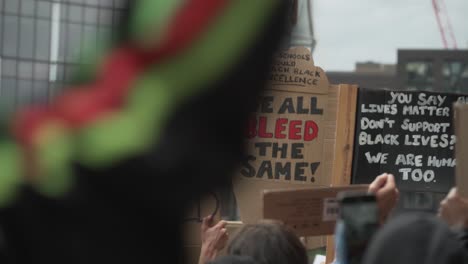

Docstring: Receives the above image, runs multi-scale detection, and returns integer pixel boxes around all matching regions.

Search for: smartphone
[336,192,379,264]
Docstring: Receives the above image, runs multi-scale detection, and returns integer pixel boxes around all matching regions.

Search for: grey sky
[313,0,468,71]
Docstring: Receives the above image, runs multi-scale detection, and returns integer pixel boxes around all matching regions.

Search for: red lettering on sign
[247,116,319,141]
[304,121,319,141]
[275,118,288,139]
[258,116,273,138]
[289,120,302,140]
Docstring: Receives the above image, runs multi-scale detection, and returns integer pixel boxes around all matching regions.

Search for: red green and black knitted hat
[0,0,285,206]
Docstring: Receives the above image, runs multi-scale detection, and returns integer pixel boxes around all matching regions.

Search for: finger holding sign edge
[215,220,227,229]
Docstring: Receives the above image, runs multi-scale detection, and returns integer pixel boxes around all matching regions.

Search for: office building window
[442,61,468,94]
[405,61,434,91]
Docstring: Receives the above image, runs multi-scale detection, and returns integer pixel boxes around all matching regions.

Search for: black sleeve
[458,229,468,252]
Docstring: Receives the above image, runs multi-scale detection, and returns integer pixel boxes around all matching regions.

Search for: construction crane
[432,0,458,49]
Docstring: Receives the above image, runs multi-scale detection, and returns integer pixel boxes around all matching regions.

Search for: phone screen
[340,195,379,264]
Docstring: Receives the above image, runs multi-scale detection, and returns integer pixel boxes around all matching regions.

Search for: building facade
[327,61,397,90]
[397,49,468,93]
[327,50,468,95]
[0,0,126,117]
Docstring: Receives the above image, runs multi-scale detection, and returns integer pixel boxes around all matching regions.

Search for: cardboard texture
[243,90,327,184]
[182,48,358,263]
[232,47,354,255]
[455,103,468,197]
[183,47,343,263]
[262,185,369,236]
[234,47,334,225]
[269,47,328,94]
[326,84,359,263]
[330,85,358,185]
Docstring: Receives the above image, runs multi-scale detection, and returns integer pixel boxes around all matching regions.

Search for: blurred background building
[327,61,397,90]
[2,0,466,115]
[0,0,126,116]
[327,49,468,94]
[397,49,468,93]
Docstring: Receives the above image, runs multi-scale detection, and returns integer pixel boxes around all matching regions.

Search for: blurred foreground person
[362,213,468,264]
[0,0,290,263]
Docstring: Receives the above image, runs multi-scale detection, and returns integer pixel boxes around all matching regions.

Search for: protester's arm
[437,187,468,251]
[438,187,468,228]
[368,173,399,224]
[198,216,229,264]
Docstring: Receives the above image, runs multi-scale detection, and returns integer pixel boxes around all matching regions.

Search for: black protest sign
[352,89,468,193]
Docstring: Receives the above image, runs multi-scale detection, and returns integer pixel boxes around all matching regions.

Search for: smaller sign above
[268,47,329,94]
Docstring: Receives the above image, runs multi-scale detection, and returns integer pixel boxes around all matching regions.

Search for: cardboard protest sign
[352,89,468,210]
[242,91,325,184]
[234,47,334,225]
[263,185,369,236]
[182,47,342,263]
[269,48,328,94]
[455,102,468,197]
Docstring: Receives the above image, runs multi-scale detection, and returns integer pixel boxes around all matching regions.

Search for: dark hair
[209,255,258,264]
[363,213,468,264]
[227,221,308,264]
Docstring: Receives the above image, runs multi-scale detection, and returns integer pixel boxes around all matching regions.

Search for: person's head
[227,220,308,264]
[209,255,258,264]
[363,213,468,264]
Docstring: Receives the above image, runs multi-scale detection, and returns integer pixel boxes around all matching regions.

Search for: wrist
[464,218,468,229]
[200,244,218,263]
